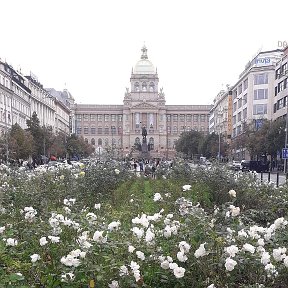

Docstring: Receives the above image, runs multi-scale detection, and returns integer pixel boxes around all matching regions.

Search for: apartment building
[0,59,71,137]
[273,46,288,120]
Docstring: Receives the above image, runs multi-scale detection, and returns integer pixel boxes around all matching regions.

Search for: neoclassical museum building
[73,46,212,159]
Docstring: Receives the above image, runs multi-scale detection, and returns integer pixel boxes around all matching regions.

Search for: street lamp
[284,100,288,173]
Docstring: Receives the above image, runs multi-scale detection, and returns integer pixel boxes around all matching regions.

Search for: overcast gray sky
[1,0,287,105]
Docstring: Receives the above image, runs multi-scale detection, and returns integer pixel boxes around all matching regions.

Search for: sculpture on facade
[142,126,147,141]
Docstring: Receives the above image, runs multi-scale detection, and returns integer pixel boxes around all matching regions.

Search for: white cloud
[1,0,287,105]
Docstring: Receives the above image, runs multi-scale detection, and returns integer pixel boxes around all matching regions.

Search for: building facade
[74,46,212,159]
[273,46,288,120]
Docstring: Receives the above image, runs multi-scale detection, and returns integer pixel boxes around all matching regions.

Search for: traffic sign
[282,148,288,159]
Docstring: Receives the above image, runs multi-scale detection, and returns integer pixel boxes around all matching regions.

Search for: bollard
[268,172,271,183]
[276,172,279,187]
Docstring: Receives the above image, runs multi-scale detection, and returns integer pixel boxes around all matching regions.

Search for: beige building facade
[74,46,212,159]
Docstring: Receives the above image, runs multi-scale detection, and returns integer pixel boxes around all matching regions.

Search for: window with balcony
[186,114,192,122]
[104,114,109,121]
[97,114,102,121]
[84,127,89,134]
[98,127,102,134]
[167,114,171,122]
[180,114,185,122]
[90,114,96,121]
[91,127,96,134]
[173,114,178,122]
[200,114,206,122]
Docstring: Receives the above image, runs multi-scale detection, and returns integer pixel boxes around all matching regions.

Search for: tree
[26,112,43,157]
[175,130,204,158]
[66,134,94,159]
[49,132,67,158]
[9,123,33,160]
[200,132,220,159]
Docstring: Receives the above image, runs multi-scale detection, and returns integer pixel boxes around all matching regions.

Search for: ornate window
[135,137,141,144]
[84,138,88,143]
[149,82,154,92]
[98,138,102,146]
[91,138,95,145]
[135,82,140,92]
[111,126,116,134]
[98,127,102,134]
[173,126,178,134]
[142,82,147,91]
[104,138,109,146]
[104,126,109,135]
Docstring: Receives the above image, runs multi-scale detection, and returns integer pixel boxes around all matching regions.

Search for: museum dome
[134,45,155,74]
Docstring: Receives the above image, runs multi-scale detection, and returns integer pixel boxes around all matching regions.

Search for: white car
[232,161,242,170]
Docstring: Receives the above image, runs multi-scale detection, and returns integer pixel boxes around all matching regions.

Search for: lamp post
[284,102,288,173]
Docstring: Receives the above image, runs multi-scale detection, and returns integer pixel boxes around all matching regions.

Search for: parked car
[232,160,242,171]
[241,160,269,173]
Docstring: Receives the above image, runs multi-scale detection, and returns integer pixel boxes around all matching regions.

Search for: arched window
[149,82,154,92]
[142,82,147,92]
[135,137,141,144]
[91,138,95,145]
[135,82,140,92]
[105,138,109,146]
[98,138,102,146]
[149,137,154,150]
[84,138,88,143]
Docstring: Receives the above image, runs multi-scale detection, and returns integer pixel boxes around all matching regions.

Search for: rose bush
[0,161,288,287]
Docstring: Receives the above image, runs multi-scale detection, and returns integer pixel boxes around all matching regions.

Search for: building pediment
[131,102,158,110]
